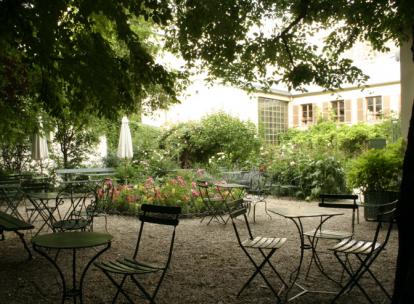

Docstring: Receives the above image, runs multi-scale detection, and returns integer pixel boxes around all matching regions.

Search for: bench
[55,168,116,186]
[0,211,34,259]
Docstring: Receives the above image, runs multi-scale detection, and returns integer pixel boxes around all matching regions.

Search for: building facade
[143,80,401,144]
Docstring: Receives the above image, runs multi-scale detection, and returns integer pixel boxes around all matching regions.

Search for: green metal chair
[196,180,227,225]
[244,172,272,222]
[329,200,397,303]
[94,204,181,303]
[228,199,288,302]
[52,186,98,232]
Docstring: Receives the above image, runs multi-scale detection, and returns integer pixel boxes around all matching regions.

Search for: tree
[50,110,101,169]
[0,0,184,126]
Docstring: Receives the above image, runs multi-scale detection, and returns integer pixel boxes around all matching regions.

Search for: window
[366,96,382,121]
[302,104,313,125]
[258,97,288,144]
[331,100,345,122]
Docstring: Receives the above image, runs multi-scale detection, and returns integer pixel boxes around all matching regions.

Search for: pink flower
[144,176,154,188]
[196,169,205,177]
[177,176,186,187]
[155,188,162,200]
[191,189,199,197]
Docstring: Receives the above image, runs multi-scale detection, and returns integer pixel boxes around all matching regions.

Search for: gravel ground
[0,197,397,304]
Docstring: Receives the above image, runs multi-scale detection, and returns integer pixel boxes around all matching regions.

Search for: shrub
[347,139,404,193]
[160,112,261,169]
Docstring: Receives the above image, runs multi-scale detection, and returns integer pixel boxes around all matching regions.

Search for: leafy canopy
[168,0,413,91]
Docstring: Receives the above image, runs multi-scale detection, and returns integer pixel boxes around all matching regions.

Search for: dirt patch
[0,198,397,303]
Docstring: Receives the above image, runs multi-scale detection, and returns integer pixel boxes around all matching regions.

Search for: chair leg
[354,253,391,299]
[258,248,288,289]
[238,248,283,302]
[332,252,374,304]
[101,271,134,304]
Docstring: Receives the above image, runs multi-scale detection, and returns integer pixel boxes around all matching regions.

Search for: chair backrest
[319,193,359,234]
[228,199,253,245]
[196,180,218,202]
[247,172,270,193]
[134,204,181,265]
[369,200,397,252]
[56,186,97,222]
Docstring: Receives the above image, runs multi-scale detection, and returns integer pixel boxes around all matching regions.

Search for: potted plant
[347,140,404,221]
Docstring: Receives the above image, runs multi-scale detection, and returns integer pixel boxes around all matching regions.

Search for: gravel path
[0,197,397,303]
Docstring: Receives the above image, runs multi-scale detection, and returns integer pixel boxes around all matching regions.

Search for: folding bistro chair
[329,200,397,303]
[303,194,359,281]
[245,172,272,223]
[95,204,181,303]
[196,180,227,225]
[228,199,288,302]
[0,184,25,220]
[52,186,97,232]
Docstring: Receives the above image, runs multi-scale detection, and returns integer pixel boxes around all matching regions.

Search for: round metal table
[32,231,113,303]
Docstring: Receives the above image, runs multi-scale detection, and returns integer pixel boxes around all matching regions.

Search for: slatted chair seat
[331,238,381,254]
[241,236,287,249]
[99,258,164,275]
[309,229,353,240]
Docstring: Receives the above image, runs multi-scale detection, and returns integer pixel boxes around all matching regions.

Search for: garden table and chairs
[32,231,113,303]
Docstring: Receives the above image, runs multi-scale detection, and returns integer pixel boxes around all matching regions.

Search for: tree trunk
[392,103,414,303]
[392,26,414,303]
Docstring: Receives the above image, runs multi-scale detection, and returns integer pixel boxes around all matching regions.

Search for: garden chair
[329,200,397,303]
[94,204,181,304]
[244,172,272,222]
[228,199,288,302]
[196,180,227,225]
[303,194,359,281]
[0,184,25,220]
[52,186,98,232]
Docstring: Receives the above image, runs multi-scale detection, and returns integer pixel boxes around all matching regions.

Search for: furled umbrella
[31,121,49,174]
[117,116,133,183]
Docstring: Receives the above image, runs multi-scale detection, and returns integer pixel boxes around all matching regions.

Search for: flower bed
[97,170,238,216]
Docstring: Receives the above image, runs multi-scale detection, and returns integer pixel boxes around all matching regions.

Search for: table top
[32,232,113,249]
[214,183,248,189]
[268,207,344,219]
[26,192,88,200]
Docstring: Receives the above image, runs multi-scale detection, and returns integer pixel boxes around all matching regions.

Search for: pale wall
[142,80,258,126]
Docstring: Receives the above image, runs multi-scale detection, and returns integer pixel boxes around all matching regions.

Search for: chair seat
[304,229,353,240]
[53,219,89,230]
[241,236,287,249]
[96,257,163,275]
[330,238,381,254]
